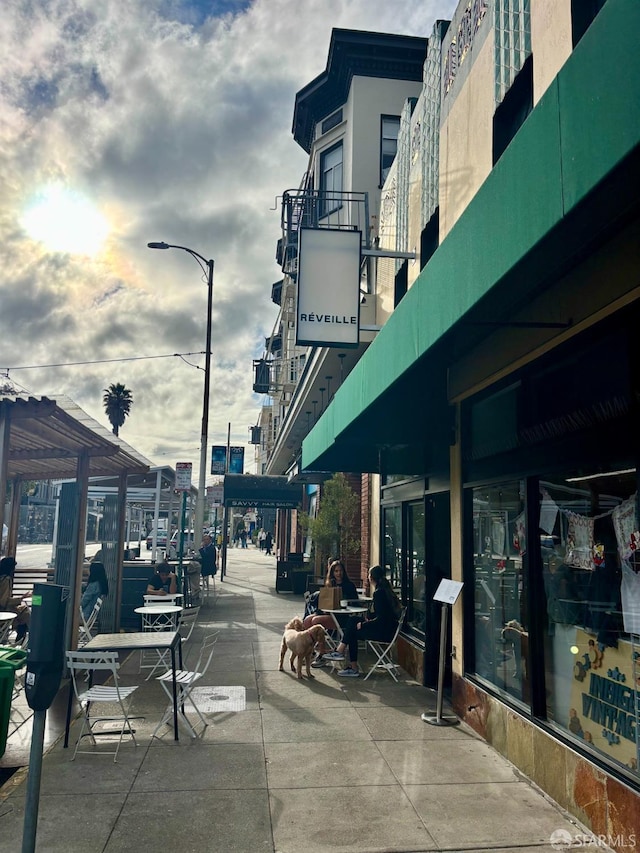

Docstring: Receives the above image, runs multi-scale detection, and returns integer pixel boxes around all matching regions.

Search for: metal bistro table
[63,631,184,745]
[135,604,183,678]
[0,611,16,644]
[323,606,369,643]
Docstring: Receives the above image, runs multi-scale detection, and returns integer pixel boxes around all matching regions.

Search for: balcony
[279,188,370,274]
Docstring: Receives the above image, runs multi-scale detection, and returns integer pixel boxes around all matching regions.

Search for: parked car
[146,529,168,550]
[168,529,196,557]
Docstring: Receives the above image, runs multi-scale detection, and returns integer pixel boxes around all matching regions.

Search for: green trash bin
[0,645,28,758]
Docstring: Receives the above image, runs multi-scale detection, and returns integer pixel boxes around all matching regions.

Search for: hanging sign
[207,485,224,507]
[296,228,361,348]
[175,462,192,492]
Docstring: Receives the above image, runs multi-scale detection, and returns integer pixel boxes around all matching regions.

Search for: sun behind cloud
[21,184,110,256]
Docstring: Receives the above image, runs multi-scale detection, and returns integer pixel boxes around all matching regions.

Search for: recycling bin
[0,645,28,758]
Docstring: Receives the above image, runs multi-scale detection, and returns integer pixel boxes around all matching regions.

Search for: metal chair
[363,607,407,681]
[0,617,14,645]
[178,605,201,642]
[78,596,103,648]
[142,593,183,606]
[152,632,218,739]
[65,650,140,761]
[201,573,217,602]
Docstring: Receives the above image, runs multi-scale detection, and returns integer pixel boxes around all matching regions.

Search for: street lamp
[148,241,214,545]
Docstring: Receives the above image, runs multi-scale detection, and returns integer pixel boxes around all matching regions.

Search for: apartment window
[394,260,408,308]
[321,109,342,135]
[493,54,533,165]
[381,116,400,185]
[572,0,608,47]
[319,142,343,217]
[420,209,439,270]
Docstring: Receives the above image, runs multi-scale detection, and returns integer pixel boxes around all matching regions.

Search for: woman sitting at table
[146,562,178,596]
[0,556,30,642]
[81,561,109,621]
[324,565,401,678]
[304,559,358,667]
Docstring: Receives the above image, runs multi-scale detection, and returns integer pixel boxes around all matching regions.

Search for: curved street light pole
[148,242,214,547]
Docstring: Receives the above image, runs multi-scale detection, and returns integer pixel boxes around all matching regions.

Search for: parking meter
[25,584,67,712]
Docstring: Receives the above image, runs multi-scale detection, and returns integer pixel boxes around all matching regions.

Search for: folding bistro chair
[0,618,13,645]
[78,596,103,648]
[66,650,139,761]
[152,632,218,739]
[178,605,201,642]
[364,607,407,681]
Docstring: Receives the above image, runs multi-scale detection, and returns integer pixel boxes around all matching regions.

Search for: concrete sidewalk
[0,546,605,853]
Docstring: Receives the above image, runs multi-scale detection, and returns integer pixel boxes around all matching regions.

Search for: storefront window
[541,472,639,778]
[408,501,426,635]
[383,506,402,590]
[472,481,530,705]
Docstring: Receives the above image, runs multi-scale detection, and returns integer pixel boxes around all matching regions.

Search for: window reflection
[473,481,529,704]
[383,506,401,591]
[541,473,639,778]
[408,502,426,635]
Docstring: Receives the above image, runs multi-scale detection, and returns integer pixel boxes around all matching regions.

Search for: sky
[0,0,457,490]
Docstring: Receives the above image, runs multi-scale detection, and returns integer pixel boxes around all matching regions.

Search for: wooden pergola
[0,394,151,644]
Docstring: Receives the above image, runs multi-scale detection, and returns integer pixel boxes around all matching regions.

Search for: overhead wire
[0,351,206,372]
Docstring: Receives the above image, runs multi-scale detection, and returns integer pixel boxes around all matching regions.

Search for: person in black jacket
[198,534,217,577]
[324,565,401,678]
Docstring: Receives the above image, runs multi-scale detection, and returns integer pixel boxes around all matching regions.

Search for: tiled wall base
[452,674,640,853]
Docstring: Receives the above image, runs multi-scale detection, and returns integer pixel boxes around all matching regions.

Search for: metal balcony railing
[279,187,370,274]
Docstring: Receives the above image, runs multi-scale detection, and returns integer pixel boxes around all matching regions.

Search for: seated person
[324,565,401,678]
[303,559,359,667]
[146,562,178,596]
[198,534,217,577]
[0,556,30,642]
[81,561,109,621]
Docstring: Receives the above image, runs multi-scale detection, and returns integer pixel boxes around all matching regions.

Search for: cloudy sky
[0,0,457,488]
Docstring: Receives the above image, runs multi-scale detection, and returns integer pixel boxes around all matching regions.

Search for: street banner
[228,446,244,474]
[211,445,227,474]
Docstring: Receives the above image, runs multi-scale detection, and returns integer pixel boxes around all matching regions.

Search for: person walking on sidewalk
[324,565,401,678]
[264,531,273,555]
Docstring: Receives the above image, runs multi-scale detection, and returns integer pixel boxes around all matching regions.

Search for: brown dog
[279,619,327,679]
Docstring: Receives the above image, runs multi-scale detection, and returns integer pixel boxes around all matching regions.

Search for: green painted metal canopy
[222,474,303,509]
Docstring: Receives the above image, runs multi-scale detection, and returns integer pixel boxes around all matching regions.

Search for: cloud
[0,0,457,484]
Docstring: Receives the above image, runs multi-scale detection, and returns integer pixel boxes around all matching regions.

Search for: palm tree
[103,383,133,437]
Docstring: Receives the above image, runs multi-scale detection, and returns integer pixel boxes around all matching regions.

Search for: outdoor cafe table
[135,604,183,677]
[63,631,183,745]
[134,604,182,632]
[322,606,369,642]
[0,611,16,643]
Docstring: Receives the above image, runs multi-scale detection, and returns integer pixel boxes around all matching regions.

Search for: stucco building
[292,0,640,843]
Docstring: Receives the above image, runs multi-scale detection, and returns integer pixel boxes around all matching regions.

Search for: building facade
[298,0,640,844]
[254,29,428,577]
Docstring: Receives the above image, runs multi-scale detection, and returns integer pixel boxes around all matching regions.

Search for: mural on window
[541,472,639,779]
[472,481,529,705]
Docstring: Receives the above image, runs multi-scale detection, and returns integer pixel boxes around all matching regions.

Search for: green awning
[223,475,303,509]
[302,0,640,475]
